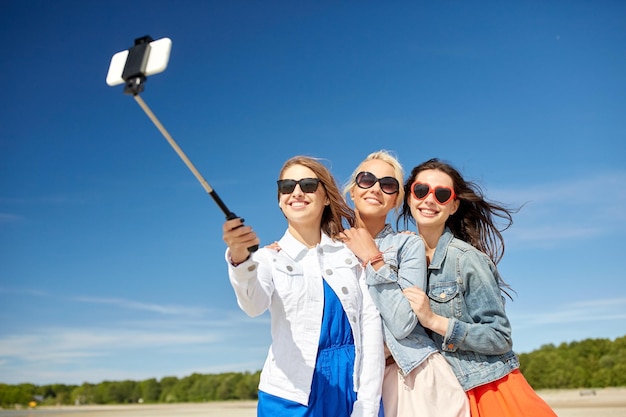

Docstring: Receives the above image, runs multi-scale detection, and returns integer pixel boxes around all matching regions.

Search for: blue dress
[257,279,357,417]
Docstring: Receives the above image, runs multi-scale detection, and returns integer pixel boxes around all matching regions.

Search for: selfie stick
[132,96,238,219]
[109,36,258,252]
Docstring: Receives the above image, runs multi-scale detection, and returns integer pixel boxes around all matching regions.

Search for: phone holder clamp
[122,35,154,96]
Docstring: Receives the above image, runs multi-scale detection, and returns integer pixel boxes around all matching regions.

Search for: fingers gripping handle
[226,212,259,253]
[208,190,257,254]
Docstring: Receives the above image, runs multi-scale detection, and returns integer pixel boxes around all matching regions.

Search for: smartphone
[106,37,172,86]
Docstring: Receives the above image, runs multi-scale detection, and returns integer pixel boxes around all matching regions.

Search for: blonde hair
[343,150,405,213]
[279,156,356,238]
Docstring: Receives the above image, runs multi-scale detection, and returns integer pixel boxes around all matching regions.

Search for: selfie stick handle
[133,95,258,252]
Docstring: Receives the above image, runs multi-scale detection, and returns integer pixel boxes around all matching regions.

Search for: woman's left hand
[403,286,449,336]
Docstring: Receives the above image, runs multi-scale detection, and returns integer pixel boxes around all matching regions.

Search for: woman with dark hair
[222,156,384,417]
[399,158,556,417]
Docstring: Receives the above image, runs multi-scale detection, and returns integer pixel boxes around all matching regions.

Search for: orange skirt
[467,370,557,417]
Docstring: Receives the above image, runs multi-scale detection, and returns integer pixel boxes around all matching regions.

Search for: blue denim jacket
[365,225,437,376]
[427,227,519,390]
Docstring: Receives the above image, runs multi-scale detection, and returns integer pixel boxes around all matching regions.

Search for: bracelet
[361,252,384,268]
[229,254,250,267]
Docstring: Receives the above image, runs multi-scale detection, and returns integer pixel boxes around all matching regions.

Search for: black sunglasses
[355,171,400,195]
[277,178,321,194]
[411,182,456,204]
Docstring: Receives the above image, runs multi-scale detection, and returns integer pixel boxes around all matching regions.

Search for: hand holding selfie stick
[107,36,258,252]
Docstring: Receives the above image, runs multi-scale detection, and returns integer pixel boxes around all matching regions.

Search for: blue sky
[1,1,625,386]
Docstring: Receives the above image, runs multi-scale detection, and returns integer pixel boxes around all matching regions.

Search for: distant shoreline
[1,388,625,417]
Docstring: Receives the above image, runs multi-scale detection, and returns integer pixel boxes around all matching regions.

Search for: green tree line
[519,335,626,389]
[2,336,625,408]
[0,371,260,409]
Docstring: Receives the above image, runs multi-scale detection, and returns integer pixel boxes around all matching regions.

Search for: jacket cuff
[442,317,467,352]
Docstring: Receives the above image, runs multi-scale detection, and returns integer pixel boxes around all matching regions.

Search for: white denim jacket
[226,230,384,416]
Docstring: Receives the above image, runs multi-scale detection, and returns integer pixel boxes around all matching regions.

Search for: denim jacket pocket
[428,281,459,303]
[428,280,464,320]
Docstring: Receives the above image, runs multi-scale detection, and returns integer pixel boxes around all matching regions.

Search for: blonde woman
[341,151,468,417]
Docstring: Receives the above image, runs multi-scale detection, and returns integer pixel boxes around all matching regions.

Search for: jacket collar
[374,224,395,240]
[278,229,341,261]
[428,227,454,270]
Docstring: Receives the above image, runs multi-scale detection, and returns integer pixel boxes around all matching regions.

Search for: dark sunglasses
[277,178,321,194]
[411,182,456,204]
[355,171,400,195]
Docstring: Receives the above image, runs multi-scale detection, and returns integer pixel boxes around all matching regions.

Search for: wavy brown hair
[278,156,356,238]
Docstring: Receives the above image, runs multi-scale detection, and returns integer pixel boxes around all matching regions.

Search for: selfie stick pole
[133,96,258,253]
[132,95,234,218]
[117,36,257,252]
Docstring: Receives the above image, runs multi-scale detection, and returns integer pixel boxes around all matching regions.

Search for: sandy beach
[1,388,624,417]
[539,387,626,417]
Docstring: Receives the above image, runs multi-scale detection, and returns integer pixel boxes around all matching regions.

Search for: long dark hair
[279,156,356,238]
[398,158,515,265]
